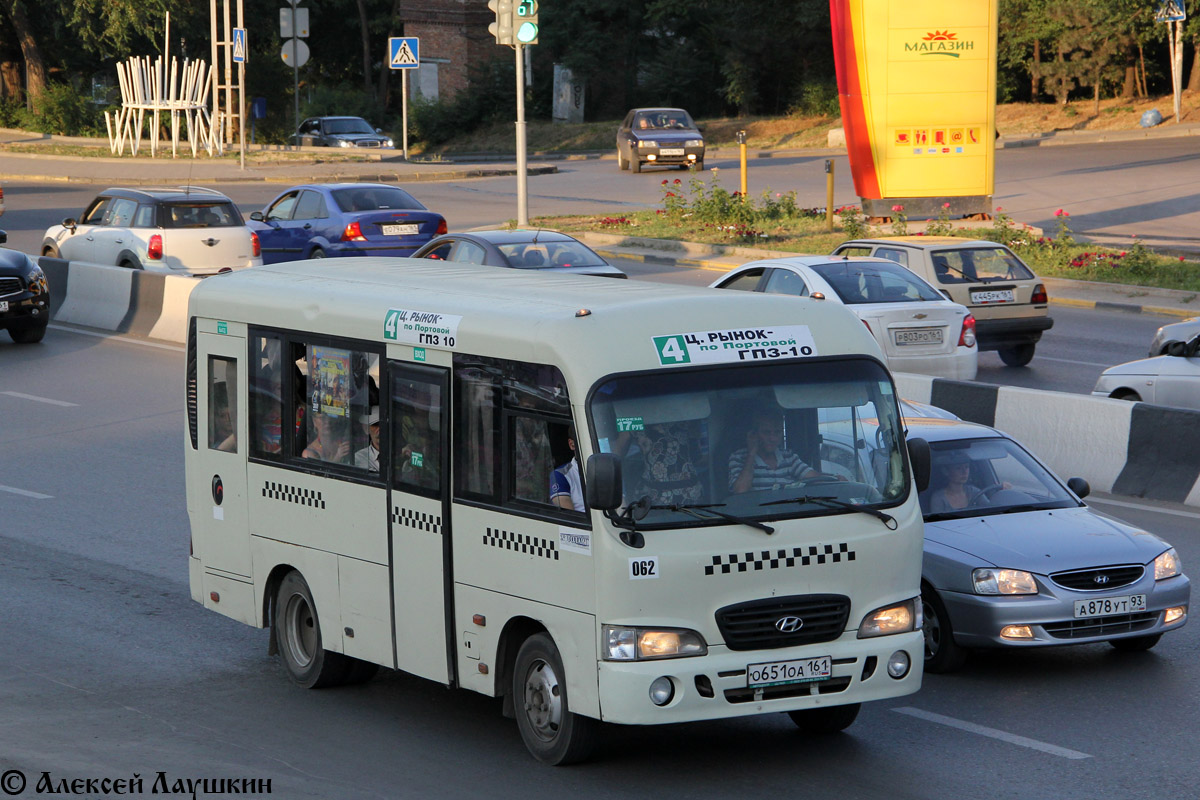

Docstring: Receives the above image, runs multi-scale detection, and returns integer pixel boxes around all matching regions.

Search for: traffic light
[488,0,514,45]
[514,0,538,44]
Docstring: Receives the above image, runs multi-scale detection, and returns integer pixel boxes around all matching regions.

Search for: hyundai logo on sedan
[775,616,804,633]
[1094,574,1110,585]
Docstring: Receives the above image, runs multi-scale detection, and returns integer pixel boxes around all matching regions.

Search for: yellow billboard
[830,0,999,217]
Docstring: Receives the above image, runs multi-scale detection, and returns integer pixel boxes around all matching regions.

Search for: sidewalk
[572,231,1200,320]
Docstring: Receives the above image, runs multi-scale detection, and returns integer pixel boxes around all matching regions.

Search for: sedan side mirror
[250,211,264,222]
[375,127,383,134]
[1066,477,1090,499]
[0,230,6,245]
[63,218,77,232]
[907,436,931,493]
[585,453,623,511]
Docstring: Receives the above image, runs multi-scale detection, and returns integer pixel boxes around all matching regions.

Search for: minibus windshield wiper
[761,495,897,530]
[648,502,775,535]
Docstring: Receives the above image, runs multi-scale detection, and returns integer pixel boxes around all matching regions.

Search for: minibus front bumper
[596,630,922,725]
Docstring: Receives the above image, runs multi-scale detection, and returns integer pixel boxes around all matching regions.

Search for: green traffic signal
[516,21,538,44]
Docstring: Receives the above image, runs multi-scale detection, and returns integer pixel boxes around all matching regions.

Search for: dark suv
[0,230,50,343]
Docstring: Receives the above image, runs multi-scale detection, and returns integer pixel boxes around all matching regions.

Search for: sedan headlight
[857,597,920,638]
[25,267,47,294]
[383,139,394,148]
[336,139,353,147]
[685,139,703,147]
[602,625,707,660]
[1155,548,1182,580]
[638,140,658,148]
[973,568,1038,595]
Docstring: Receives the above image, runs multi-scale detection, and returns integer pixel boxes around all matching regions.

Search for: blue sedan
[249,183,446,264]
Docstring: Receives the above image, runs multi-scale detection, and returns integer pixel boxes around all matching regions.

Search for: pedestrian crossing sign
[389,37,419,70]
[232,28,247,64]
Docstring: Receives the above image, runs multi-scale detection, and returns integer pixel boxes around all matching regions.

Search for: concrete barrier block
[55,262,134,331]
[148,273,200,342]
[993,387,1131,494]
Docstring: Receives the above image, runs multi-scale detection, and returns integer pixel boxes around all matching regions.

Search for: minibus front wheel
[513,633,598,765]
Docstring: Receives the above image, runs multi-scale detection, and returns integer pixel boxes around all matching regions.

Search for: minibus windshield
[589,358,907,528]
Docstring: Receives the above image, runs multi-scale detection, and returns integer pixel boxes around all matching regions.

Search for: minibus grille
[1050,565,1143,591]
[715,594,850,651]
[724,676,852,703]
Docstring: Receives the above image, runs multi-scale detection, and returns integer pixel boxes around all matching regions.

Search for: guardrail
[39,259,1200,508]
[895,373,1200,507]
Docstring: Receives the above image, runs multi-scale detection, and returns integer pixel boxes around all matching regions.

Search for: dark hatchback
[616,107,705,174]
[249,183,446,264]
[412,230,626,278]
[0,230,50,343]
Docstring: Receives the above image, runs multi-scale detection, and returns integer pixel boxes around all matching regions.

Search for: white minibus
[185,258,930,764]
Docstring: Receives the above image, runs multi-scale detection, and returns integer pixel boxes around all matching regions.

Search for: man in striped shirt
[729,410,823,494]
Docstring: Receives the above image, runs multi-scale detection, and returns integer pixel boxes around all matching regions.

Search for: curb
[0,165,558,185]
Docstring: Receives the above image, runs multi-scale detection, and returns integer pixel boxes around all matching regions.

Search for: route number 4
[653,335,691,364]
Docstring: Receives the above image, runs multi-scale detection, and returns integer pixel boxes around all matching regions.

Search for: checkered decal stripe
[483,527,559,561]
[393,506,442,534]
[705,543,855,575]
[262,481,325,509]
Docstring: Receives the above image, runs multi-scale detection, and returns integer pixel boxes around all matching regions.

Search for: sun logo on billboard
[923,31,957,41]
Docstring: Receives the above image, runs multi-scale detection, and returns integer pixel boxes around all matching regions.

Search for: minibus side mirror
[907,436,931,493]
[1067,477,1090,499]
[585,453,623,511]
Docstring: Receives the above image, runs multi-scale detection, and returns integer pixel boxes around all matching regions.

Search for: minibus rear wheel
[513,633,598,765]
[274,570,350,688]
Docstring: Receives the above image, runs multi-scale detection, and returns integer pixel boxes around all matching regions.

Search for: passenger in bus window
[728,409,828,494]
[549,430,585,512]
[613,422,703,506]
[303,411,351,464]
[354,406,380,471]
[209,382,237,453]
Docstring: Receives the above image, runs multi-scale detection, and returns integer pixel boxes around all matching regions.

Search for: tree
[2,0,47,107]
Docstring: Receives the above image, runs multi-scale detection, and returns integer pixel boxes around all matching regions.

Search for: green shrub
[792,82,841,118]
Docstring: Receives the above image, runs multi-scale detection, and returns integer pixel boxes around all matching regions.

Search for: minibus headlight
[602,625,707,661]
[857,598,919,638]
[1154,548,1181,580]
[973,568,1038,595]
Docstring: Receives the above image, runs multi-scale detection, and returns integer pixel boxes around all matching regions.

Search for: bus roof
[188,257,884,386]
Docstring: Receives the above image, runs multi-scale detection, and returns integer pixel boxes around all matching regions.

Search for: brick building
[396,0,499,102]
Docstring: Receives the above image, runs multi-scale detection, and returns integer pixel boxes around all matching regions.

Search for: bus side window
[250,335,284,458]
[208,356,237,453]
[393,374,443,495]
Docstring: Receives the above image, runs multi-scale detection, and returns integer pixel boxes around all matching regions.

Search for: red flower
[1055,209,1064,216]
[661,179,668,185]
[674,179,682,185]
[942,202,950,209]
[891,204,904,213]
[1182,257,1187,262]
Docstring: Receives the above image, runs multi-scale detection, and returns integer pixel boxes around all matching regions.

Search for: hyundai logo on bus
[775,616,804,633]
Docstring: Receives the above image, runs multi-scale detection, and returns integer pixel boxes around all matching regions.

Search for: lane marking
[0,484,53,500]
[1027,355,1111,368]
[47,324,185,352]
[1088,496,1200,521]
[0,391,79,407]
[893,707,1091,759]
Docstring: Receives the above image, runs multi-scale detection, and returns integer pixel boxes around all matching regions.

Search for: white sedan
[1093,337,1200,408]
[710,256,978,380]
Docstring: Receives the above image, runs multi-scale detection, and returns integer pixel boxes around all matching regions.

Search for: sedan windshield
[634,111,696,130]
[498,240,607,269]
[589,358,907,528]
[921,437,1081,520]
[325,118,376,135]
[811,261,943,304]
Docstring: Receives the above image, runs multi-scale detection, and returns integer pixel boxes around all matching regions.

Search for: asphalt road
[1,328,1197,798]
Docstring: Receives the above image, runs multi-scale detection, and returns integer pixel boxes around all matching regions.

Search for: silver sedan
[908,415,1190,672]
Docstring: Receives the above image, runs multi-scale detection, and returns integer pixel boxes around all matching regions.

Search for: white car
[42,186,261,276]
[1093,337,1200,409]
[710,256,978,380]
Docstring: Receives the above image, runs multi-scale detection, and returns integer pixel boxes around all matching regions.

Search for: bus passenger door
[387,363,453,684]
[193,332,251,577]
